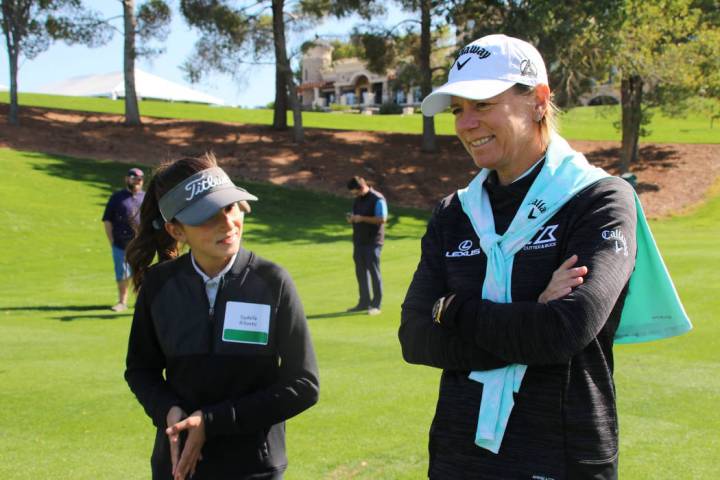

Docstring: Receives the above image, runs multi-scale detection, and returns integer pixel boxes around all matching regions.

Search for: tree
[181,0,380,143]
[448,0,624,107]
[415,0,438,153]
[116,0,171,125]
[1,0,110,125]
[613,0,715,172]
[180,0,300,141]
[350,0,452,153]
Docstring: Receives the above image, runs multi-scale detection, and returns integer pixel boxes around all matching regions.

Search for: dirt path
[2,104,718,218]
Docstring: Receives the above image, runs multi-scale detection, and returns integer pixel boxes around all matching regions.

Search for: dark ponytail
[126,153,218,291]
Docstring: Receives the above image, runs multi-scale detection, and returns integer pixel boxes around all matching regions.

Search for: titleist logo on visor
[185,172,230,201]
[158,166,239,222]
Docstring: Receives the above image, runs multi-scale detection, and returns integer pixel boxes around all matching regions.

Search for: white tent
[34,69,224,105]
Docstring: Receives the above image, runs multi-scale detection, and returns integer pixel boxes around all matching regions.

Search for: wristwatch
[432,296,446,325]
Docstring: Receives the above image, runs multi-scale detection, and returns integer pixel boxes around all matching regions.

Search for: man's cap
[158,166,258,226]
[127,168,144,178]
[421,34,548,116]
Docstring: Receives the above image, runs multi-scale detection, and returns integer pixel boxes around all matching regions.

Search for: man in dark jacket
[346,176,388,315]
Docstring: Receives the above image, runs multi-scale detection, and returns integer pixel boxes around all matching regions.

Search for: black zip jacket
[125,248,319,479]
[400,168,637,480]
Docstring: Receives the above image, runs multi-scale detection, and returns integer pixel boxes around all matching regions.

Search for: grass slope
[2,92,718,144]
[0,148,717,478]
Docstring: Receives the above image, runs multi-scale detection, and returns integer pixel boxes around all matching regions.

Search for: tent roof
[34,69,224,105]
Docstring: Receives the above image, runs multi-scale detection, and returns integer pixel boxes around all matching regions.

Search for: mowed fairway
[0,148,718,479]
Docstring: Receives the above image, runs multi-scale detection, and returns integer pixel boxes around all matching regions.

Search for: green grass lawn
[0,148,718,478]
[2,92,718,144]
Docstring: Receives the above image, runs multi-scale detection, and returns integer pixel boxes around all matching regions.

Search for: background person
[399,34,639,479]
[346,176,388,315]
[124,154,319,480]
[102,167,145,312]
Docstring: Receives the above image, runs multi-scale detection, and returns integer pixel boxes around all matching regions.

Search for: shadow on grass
[307,310,367,320]
[22,150,137,208]
[0,305,129,321]
[26,151,430,245]
[56,313,128,321]
[0,305,109,312]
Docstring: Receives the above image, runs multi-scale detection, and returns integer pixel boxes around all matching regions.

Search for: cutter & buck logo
[523,224,558,251]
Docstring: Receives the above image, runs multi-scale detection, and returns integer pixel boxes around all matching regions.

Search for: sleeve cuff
[202,401,236,439]
[153,397,181,429]
[442,292,478,329]
[456,298,482,341]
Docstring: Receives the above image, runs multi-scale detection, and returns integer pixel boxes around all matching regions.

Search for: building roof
[33,69,224,105]
[298,81,334,91]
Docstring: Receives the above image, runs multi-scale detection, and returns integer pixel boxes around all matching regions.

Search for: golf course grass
[0,148,717,478]
[2,92,718,144]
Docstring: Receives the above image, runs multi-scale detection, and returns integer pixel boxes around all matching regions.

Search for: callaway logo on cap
[421,34,548,116]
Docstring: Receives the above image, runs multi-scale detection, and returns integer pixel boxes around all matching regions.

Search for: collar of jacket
[178,247,254,279]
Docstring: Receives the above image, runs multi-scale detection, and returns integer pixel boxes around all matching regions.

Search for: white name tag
[222,301,271,345]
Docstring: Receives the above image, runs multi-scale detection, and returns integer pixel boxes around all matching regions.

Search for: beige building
[298,41,420,110]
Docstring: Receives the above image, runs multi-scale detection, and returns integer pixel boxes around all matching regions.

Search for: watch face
[432,297,444,322]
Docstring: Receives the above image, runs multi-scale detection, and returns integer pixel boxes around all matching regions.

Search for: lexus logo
[459,240,473,251]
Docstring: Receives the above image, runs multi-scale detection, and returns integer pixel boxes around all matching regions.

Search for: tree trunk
[1,0,22,125]
[271,0,288,131]
[619,75,643,174]
[6,37,19,125]
[419,0,436,153]
[272,0,303,142]
[287,80,304,143]
[122,0,141,126]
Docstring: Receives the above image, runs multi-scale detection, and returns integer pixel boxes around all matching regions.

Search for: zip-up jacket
[125,248,319,479]
[400,167,637,480]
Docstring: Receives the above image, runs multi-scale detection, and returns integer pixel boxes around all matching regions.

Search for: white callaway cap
[421,34,548,116]
[158,167,257,226]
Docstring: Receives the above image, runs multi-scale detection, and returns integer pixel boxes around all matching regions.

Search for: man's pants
[353,244,382,309]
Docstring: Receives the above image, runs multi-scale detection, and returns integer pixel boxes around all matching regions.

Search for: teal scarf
[457,134,691,453]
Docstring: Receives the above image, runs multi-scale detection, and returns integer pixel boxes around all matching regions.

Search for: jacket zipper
[208,277,224,354]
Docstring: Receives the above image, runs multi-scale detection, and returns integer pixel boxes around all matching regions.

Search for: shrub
[330,104,353,112]
[379,102,403,115]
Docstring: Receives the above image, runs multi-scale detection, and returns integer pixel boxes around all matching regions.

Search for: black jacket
[400,169,637,480]
[125,248,319,479]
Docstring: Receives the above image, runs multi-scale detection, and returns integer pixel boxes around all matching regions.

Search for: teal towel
[615,194,692,343]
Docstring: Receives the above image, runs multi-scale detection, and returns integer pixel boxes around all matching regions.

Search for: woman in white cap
[124,153,319,480]
[399,34,641,479]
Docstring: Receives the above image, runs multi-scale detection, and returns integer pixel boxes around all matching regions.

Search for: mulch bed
[2,104,718,218]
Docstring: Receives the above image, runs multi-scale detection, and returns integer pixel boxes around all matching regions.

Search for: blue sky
[0,1,410,108]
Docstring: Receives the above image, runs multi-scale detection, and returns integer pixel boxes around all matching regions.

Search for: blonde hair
[512,84,559,148]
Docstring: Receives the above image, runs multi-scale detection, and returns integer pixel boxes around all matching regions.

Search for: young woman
[125,154,319,480]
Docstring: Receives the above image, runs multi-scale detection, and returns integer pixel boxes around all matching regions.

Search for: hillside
[2,104,718,218]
